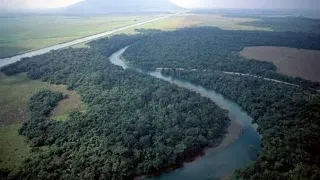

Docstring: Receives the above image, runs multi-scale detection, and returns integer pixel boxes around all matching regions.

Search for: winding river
[110,47,261,180]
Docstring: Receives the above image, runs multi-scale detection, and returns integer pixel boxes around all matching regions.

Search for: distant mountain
[66,0,183,14]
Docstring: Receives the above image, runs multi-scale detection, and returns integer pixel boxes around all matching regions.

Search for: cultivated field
[0,73,84,171]
[241,46,320,82]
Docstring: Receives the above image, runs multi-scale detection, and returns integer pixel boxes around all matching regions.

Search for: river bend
[109,47,261,180]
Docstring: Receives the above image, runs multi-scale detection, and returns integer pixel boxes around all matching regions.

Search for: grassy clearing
[0,124,30,172]
[0,73,48,125]
[0,14,165,58]
[50,84,85,121]
[241,46,320,82]
[0,73,84,125]
[0,73,84,171]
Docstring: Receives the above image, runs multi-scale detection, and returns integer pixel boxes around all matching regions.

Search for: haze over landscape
[1,1,320,180]
[1,0,320,11]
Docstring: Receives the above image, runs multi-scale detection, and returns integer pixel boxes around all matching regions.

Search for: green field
[0,124,30,172]
[0,73,49,125]
[0,14,165,58]
[0,73,83,172]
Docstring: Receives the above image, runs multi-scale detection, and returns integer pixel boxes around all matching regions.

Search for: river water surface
[109,47,261,180]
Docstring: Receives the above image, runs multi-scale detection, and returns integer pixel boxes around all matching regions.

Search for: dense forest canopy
[1,34,230,179]
[2,26,320,180]
[123,27,320,88]
[122,27,320,179]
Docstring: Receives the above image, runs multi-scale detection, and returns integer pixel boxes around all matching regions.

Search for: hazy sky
[171,0,320,9]
[1,0,320,10]
[1,0,83,9]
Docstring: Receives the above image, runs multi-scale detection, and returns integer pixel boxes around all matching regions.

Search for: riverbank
[183,118,243,168]
[134,118,243,180]
[205,117,243,156]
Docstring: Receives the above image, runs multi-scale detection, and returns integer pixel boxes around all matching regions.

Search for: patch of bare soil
[240,46,320,82]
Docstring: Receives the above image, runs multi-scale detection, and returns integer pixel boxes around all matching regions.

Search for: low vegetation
[49,85,85,121]
[0,73,48,126]
[0,73,83,126]
[0,124,30,173]
[0,14,163,58]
